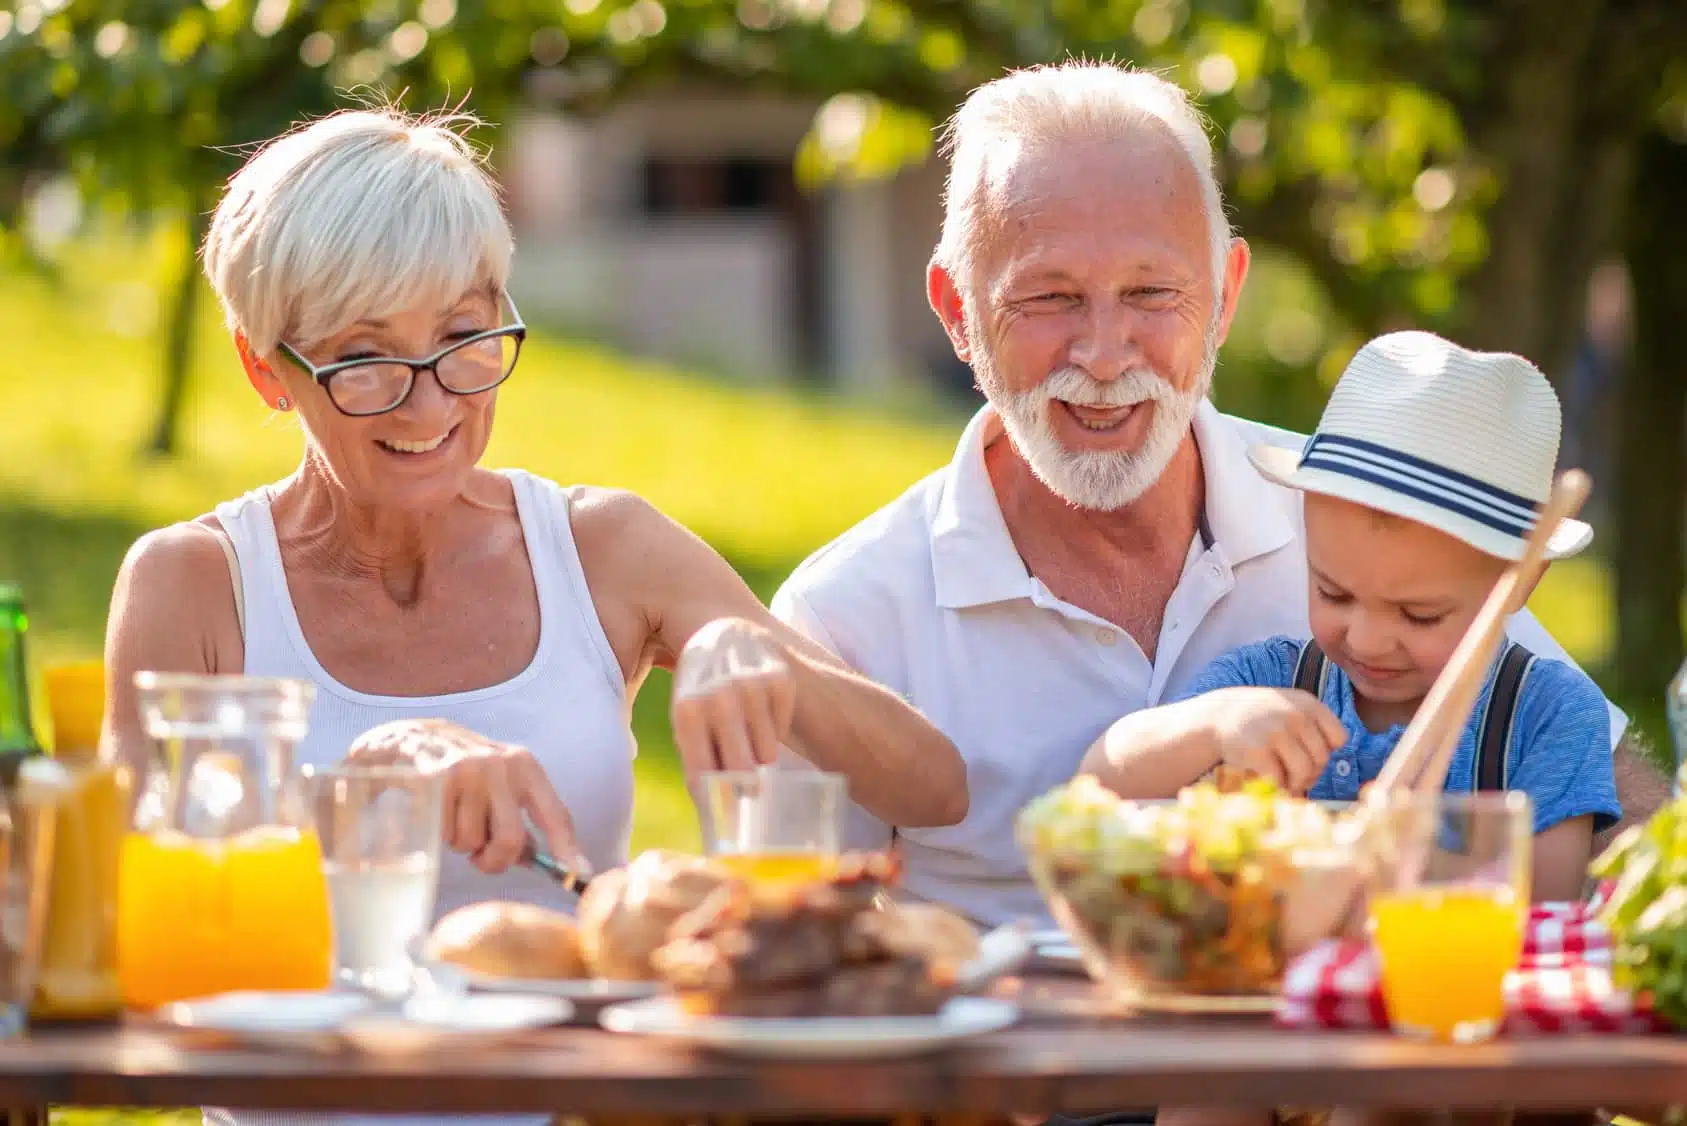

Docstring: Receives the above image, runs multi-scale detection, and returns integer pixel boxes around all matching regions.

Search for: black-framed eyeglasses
[277,293,527,417]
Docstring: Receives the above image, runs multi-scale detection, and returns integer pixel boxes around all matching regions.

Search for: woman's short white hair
[203,105,513,356]
[933,61,1232,299]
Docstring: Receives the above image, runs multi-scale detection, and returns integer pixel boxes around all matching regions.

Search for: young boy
[1080,329,1620,905]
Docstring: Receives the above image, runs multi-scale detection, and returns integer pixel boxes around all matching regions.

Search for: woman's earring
[275,396,290,411]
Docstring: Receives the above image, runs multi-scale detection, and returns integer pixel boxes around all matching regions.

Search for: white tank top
[204,469,636,1126]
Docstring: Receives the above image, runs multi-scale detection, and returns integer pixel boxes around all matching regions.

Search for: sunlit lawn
[1,228,1643,1125]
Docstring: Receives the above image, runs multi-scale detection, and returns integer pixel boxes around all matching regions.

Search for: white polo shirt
[771,400,1627,929]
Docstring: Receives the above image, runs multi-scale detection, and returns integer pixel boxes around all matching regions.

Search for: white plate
[599,995,1019,1059]
[157,990,373,1051]
[456,969,664,1004]
[341,992,574,1056]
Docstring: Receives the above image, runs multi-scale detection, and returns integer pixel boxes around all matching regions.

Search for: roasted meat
[648,850,960,1018]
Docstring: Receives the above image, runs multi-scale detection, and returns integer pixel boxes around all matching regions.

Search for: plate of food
[420,902,661,1011]
[421,850,756,1013]
[599,852,1020,1058]
[1017,775,1362,1012]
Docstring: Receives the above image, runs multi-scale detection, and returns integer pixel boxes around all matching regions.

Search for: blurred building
[502,91,965,394]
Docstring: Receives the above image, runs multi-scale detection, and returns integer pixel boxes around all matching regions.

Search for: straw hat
[1248,331,1592,560]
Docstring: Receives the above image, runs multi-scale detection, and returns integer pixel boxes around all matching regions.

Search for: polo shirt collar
[1189,398,1299,567]
[930,399,1298,611]
[931,406,1031,610]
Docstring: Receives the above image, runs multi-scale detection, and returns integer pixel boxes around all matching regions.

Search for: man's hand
[670,616,797,777]
[1207,686,1348,794]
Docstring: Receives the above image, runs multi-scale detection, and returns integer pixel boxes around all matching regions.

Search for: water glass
[304,763,445,994]
[698,768,846,883]
[1367,790,1532,1044]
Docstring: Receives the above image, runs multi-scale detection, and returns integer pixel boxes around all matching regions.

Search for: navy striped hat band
[1299,432,1544,541]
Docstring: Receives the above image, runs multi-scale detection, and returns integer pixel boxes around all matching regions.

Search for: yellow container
[33,662,127,1021]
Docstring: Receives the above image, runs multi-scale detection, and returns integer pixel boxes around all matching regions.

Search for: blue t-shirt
[1173,636,1621,834]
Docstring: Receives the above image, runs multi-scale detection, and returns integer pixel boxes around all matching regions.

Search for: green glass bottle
[0,584,42,777]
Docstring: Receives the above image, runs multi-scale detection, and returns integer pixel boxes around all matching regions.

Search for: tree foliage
[2,0,1684,691]
[4,0,1680,357]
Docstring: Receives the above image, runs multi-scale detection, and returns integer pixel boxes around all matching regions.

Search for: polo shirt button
[1334,760,1353,778]
[1096,628,1118,646]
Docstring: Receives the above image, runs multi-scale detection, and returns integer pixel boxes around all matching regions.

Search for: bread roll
[577,850,731,981]
[426,900,587,980]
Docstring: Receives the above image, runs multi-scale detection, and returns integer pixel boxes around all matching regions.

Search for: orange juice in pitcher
[117,674,331,1010]
[117,827,331,1010]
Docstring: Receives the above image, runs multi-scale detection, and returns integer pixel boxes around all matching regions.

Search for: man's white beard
[974,330,1217,512]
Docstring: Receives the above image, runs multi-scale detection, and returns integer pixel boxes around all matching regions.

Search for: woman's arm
[100,520,245,778]
[573,489,967,829]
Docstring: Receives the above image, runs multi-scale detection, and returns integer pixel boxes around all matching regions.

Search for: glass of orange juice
[117,674,332,1011]
[1367,790,1532,1044]
[699,767,846,884]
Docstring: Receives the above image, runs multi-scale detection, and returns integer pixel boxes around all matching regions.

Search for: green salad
[1017,775,1344,875]
[1591,790,1687,1029]
[1016,776,1347,995]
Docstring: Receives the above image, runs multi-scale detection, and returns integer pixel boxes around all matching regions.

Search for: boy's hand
[1207,686,1348,794]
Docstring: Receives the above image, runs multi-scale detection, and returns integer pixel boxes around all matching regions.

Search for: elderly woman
[102,106,966,926]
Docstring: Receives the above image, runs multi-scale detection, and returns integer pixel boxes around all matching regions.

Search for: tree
[4,0,1683,690]
[1614,117,1687,702]
[0,0,572,453]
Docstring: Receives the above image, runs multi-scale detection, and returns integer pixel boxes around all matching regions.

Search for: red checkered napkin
[1275,899,1668,1035]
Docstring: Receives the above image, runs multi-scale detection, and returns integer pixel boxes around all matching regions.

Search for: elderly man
[772,60,1667,930]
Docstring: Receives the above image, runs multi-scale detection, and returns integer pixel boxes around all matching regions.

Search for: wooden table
[0,978,1680,1120]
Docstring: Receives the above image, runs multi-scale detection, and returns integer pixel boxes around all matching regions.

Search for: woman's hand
[670,616,797,776]
[345,718,586,877]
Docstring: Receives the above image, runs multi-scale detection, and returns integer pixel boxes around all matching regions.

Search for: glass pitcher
[117,672,332,1010]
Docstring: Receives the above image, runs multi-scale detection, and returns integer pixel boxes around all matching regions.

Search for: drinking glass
[303,763,445,995]
[1367,790,1532,1043]
[698,767,846,883]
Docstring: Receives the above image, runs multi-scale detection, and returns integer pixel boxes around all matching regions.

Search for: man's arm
[1600,730,1673,853]
[768,582,906,854]
[579,488,968,828]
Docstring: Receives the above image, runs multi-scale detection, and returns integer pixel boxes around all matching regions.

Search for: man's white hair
[933,61,1232,296]
[203,105,513,356]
